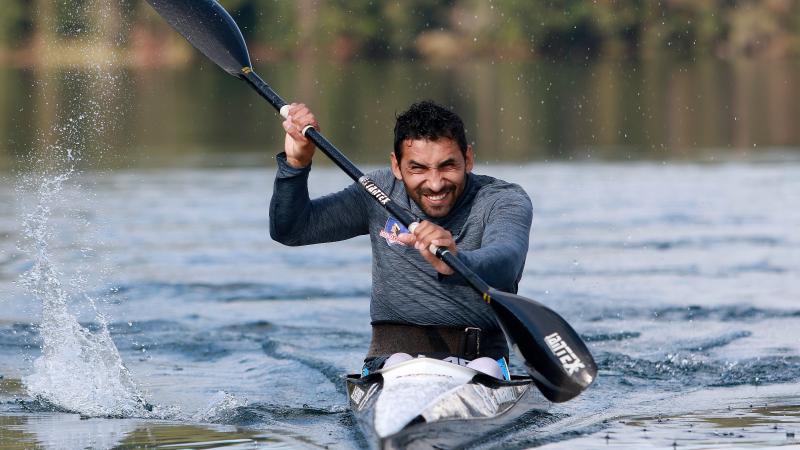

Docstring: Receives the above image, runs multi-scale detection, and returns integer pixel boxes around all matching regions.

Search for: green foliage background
[2,0,799,61]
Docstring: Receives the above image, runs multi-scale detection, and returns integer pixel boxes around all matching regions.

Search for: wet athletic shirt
[269,153,533,332]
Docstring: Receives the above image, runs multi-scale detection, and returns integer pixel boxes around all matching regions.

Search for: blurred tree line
[1,0,798,64]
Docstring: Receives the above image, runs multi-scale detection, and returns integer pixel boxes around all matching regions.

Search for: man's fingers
[415,236,444,252]
[286,103,318,133]
[283,120,306,142]
[407,221,456,275]
[409,221,454,270]
[414,233,434,251]
[396,233,416,245]
[296,111,317,128]
[413,224,448,249]
[430,239,450,248]
[287,103,305,117]
[412,223,436,244]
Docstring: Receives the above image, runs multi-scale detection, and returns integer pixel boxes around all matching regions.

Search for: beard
[410,182,460,218]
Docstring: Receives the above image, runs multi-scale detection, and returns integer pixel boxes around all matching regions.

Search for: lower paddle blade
[145,0,251,75]
[488,288,597,402]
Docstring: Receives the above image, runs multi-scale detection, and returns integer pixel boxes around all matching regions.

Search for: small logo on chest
[379,217,409,246]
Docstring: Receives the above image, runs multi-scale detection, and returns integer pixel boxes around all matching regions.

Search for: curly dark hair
[393,101,468,161]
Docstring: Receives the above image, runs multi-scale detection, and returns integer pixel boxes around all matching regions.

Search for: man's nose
[427,171,444,191]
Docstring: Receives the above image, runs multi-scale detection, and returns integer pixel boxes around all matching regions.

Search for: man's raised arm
[269,104,368,245]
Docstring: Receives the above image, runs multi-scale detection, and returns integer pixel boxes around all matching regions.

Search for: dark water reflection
[1,58,799,171]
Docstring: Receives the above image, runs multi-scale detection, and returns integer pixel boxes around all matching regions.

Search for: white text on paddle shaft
[544,332,586,375]
[359,177,391,205]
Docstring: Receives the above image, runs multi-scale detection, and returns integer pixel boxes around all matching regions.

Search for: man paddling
[270,101,533,378]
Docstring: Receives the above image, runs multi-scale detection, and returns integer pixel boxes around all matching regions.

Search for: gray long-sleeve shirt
[269,153,533,331]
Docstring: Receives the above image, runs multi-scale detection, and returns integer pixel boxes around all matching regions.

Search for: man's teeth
[426,193,447,201]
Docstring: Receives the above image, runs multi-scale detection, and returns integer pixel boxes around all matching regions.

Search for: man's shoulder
[471,173,531,206]
[365,167,396,186]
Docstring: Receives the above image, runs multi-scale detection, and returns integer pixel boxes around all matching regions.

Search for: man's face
[391,138,474,218]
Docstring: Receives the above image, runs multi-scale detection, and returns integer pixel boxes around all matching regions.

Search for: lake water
[0,60,799,448]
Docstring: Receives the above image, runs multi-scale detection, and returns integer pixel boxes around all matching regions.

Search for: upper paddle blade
[145,0,251,75]
[488,288,597,402]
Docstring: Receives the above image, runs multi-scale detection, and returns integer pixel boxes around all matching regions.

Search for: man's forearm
[269,153,313,245]
[439,243,527,293]
[439,193,532,293]
[269,152,370,245]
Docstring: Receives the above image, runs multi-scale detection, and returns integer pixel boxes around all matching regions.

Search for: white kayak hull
[346,357,550,449]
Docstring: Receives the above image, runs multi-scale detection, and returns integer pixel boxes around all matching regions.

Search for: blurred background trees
[1,0,798,66]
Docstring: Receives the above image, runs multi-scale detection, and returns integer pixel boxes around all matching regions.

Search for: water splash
[15,1,160,419]
[19,169,153,418]
[193,391,249,423]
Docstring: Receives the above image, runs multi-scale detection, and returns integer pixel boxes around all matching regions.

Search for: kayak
[346,357,550,449]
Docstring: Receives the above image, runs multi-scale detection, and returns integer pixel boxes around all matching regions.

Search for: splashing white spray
[18,1,160,418]
[20,170,152,417]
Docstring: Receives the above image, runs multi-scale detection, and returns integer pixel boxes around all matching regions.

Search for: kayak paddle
[144,0,597,402]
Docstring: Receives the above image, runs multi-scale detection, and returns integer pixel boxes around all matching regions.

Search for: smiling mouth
[426,192,448,201]
[422,189,454,207]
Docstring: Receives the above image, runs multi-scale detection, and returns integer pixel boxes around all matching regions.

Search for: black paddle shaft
[145,0,596,403]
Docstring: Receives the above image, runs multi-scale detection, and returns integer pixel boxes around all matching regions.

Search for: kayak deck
[346,357,550,450]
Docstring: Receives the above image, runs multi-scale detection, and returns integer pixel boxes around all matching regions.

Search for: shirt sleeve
[269,153,369,245]
[441,188,533,293]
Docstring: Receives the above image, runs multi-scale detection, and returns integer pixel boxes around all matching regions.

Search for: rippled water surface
[0,158,797,448]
